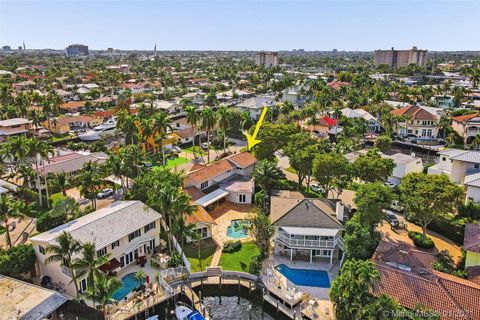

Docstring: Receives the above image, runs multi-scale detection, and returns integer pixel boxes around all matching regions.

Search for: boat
[77,129,100,141]
[175,302,205,320]
[94,118,116,131]
[145,316,159,320]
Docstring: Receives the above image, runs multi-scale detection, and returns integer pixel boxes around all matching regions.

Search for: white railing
[276,233,336,248]
[160,218,191,272]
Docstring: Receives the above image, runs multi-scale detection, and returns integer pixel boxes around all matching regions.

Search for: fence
[160,218,191,272]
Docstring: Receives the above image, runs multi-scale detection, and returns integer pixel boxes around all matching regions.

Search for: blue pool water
[112,273,145,301]
[275,264,330,288]
[226,219,249,238]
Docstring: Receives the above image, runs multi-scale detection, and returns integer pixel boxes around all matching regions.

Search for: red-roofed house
[327,81,350,91]
[452,113,480,143]
[183,152,256,208]
[390,105,443,139]
[302,116,338,136]
[373,239,480,319]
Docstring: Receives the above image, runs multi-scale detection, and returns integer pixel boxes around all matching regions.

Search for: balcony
[275,232,337,249]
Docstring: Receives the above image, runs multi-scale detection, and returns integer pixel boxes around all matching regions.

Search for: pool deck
[208,201,255,266]
[262,255,338,318]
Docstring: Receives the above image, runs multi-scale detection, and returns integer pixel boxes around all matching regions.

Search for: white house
[341,108,381,133]
[183,152,257,208]
[390,105,443,139]
[282,85,309,108]
[270,191,344,264]
[235,95,275,120]
[451,113,480,144]
[384,153,423,185]
[153,100,178,114]
[31,201,162,297]
[182,92,205,105]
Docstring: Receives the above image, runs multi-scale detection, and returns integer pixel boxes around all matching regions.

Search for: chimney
[336,201,345,221]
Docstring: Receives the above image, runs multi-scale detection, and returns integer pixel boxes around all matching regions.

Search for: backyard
[218,241,259,272]
[164,156,190,169]
[184,239,217,272]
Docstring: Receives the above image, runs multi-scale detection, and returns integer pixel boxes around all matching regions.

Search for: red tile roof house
[301,116,338,137]
[390,105,443,139]
[451,113,480,144]
[372,240,480,319]
[183,152,256,208]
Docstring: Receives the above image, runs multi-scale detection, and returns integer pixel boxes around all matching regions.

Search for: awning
[196,188,230,207]
[124,237,154,255]
[99,258,121,273]
[280,226,340,237]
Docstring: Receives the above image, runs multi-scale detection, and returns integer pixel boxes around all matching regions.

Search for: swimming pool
[275,264,330,288]
[226,219,249,239]
[112,272,145,301]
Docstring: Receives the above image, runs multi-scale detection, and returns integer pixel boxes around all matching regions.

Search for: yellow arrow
[245,106,268,150]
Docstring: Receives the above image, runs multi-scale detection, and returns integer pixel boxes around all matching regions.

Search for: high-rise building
[255,51,278,68]
[65,44,89,57]
[2,46,11,51]
[374,46,428,67]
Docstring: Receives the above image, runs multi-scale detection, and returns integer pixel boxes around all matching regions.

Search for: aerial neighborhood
[1,41,480,319]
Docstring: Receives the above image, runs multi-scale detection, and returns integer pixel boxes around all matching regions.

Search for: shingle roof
[464,173,480,187]
[185,204,216,225]
[464,224,480,253]
[228,152,257,168]
[390,105,438,121]
[61,101,85,110]
[35,151,108,175]
[452,113,480,123]
[31,201,161,248]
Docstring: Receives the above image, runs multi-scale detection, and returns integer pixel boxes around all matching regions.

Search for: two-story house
[390,105,443,139]
[183,152,256,208]
[341,108,381,133]
[0,118,32,143]
[31,201,162,297]
[451,113,480,144]
[270,191,344,264]
[235,95,275,120]
[181,92,205,105]
[428,148,480,203]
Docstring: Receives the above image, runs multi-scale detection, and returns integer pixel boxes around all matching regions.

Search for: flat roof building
[374,47,427,67]
[255,51,278,68]
[65,44,89,57]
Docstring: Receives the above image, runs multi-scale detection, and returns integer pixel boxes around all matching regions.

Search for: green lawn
[164,157,190,169]
[184,242,216,272]
[219,242,259,272]
[183,146,207,155]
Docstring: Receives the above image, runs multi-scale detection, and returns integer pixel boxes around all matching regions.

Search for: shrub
[408,231,435,249]
[222,240,242,253]
[36,212,68,232]
[0,244,36,277]
[248,254,263,275]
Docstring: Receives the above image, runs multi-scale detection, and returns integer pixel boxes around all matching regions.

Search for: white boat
[175,302,205,320]
[78,129,100,141]
[145,316,159,320]
[94,118,116,131]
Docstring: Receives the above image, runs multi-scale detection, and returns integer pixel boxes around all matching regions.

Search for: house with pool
[270,191,345,265]
[31,201,162,298]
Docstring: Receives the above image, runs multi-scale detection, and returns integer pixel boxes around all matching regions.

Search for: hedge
[408,231,435,249]
[222,240,242,253]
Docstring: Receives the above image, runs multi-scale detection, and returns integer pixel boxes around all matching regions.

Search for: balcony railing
[276,232,336,248]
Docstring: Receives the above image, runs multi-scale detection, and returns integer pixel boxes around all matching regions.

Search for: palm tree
[116,110,138,145]
[52,172,69,196]
[45,231,82,299]
[170,215,197,259]
[184,105,200,159]
[200,107,216,163]
[253,160,285,197]
[79,161,101,210]
[74,242,110,308]
[216,105,232,155]
[0,194,25,248]
[472,134,480,150]
[134,270,146,288]
[139,117,154,152]
[152,112,172,166]
[84,272,122,314]
[240,112,254,132]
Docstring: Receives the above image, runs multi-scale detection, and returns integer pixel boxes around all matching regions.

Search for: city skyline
[1,0,479,51]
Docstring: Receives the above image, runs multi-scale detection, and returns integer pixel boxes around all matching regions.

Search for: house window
[128,229,141,242]
[238,194,246,203]
[442,157,447,162]
[323,250,332,256]
[200,181,208,190]
[475,164,479,169]
[196,227,208,239]
[79,278,88,293]
[111,240,120,250]
[39,245,46,255]
[97,247,107,258]
[144,221,156,233]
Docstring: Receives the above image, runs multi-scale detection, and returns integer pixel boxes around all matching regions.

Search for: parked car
[97,188,114,199]
[201,142,209,150]
[390,200,404,212]
[172,146,182,153]
[384,181,397,189]
[310,183,322,194]
[385,210,400,228]
[77,198,90,205]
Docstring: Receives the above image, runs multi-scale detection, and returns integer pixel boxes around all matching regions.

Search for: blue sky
[1,1,479,51]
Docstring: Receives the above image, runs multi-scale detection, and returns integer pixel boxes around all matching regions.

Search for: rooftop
[31,201,161,248]
[464,224,480,253]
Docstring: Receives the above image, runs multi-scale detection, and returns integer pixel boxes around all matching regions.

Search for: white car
[201,142,209,150]
[310,183,322,193]
[172,146,182,153]
[97,188,114,199]
[384,181,397,189]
